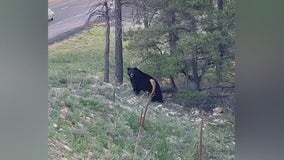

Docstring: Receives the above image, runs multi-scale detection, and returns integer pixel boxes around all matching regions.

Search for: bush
[174,90,208,108]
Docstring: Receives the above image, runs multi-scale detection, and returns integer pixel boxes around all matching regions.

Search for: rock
[121,150,132,160]
[191,108,200,116]
[90,113,95,118]
[85,116,91,124]
[53,123,58,128]
[59,107,68,119]
[63,145,72,152]
[213,107,223,116]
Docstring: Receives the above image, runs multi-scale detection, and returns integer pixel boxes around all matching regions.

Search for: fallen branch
[197,110,206,160]
[133,79,156,159]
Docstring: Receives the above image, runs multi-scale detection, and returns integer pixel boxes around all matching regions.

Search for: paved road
[48,0,134,45]
[48,0,98,44]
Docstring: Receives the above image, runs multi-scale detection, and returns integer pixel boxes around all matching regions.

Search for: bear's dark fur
[127,67,163,103]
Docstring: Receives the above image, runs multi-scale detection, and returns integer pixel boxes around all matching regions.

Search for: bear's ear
[134,67,138,69]
[127,67,130,71]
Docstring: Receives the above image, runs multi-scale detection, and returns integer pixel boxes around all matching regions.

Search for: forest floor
[48,27,235,160]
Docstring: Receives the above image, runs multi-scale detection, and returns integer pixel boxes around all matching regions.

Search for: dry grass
[48,26,235,160]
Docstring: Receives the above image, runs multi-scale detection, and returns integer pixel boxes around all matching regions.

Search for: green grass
[48,26,235,160]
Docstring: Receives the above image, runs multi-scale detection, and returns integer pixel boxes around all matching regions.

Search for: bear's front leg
[134,89,140,95]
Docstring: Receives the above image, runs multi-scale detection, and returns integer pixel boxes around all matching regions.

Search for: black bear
[127,67,163,103]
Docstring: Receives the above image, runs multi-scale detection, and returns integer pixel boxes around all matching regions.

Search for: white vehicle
[48,8,54,21]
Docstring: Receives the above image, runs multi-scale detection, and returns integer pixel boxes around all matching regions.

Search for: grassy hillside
[48,27,235,160]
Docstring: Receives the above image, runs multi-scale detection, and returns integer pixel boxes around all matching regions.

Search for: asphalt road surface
[48,0,98,44]
[48,0,134,45]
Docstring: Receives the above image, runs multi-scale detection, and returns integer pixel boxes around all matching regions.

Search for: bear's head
[127,67,138,78]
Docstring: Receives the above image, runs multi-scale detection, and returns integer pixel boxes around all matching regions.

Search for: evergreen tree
[125,0,235,92]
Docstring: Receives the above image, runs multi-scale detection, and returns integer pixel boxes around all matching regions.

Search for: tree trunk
[217,0,224,11]
[169,74,178,92]
[142,0,149,28]
[216,0,225,81]
[104,1,110,83]
[114,0,123,84]
[216,44,225,80]
[164,10,177,54]
[191,54,201,91]
[168,30,177,54]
